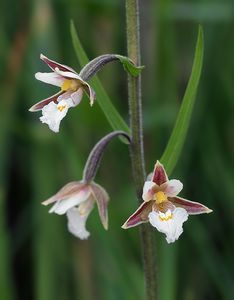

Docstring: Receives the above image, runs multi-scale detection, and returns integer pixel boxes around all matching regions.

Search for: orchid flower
[29,54,95,133]
[42,181,109,239]
[122,161,212,243]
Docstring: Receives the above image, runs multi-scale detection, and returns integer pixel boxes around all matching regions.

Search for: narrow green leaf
[70,21,130,141]
[161,26,204,175]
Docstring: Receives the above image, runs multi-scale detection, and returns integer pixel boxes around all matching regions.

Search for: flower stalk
[79,54,143,81]
[126,0,158,299]
[83,131,131,183]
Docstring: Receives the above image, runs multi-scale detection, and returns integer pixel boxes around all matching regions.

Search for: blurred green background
[0,0,234,299]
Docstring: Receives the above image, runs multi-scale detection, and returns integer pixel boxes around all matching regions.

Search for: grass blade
[161,26,204,174]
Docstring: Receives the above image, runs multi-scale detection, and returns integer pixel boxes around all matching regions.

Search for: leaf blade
[161,26,204,175]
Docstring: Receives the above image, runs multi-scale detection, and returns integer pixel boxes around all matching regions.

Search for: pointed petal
[142,181,157,202]
[83,83,96,106]
[29,91,63,112]
[40,54,78,74]
[149,207,188,243]
[49,188,91,215]
[57,91,74,103]
[54,68,83,81]
[35,72,65,87]
[169,196,213,215]
[152,161,168,185]
[162,179,183,197]
[66,205,93,240]
[90,183,109,230]
[122,201,153,229]
[70,88,83,106]
[42,181,86,205]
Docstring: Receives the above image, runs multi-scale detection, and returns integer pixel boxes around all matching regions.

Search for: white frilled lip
[29,54,95,112]
[148,207,189,243]
[39,99,75,133]
[66,203,94,240]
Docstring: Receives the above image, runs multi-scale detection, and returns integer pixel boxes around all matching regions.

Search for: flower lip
[148,207,189,243]
[67,206,92,240]
[39,99,74,133]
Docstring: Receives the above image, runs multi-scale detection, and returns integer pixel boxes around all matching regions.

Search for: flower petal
[54,68,84,81]
[53,67,95,106]
[83,83,96,106]
[149,207,188,243]
[152,200,175,213]
[40,54,78,74]
[142,181,157,202]
[66,206,93,240]
[39,99,74,132]
[152,161,168,185]
[122,201,153,229]
[162,179,183,197]
[57,91,73,102]
[29,91,63,112]
[90,183,109,230]
[42,181,86,205]
[35,72,65,87]
[49,188,91,215]
[169,196,213,215]
[70,88,84,106]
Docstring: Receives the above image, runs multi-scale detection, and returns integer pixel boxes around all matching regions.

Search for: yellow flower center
[61,79,79,92]
[154,191,167,204]
[159,211,173,221]
[57,104,67,112]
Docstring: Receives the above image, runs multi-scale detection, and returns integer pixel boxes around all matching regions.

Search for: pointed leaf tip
[161,25,204,175]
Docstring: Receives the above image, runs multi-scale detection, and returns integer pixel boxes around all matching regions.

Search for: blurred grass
[0,0,234,299]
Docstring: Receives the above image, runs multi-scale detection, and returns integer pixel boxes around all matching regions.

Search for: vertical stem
[125,1,158,299]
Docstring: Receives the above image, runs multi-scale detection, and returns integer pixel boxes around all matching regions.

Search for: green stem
[125,1,158,299]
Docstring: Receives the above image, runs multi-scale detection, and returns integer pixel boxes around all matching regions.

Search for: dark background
[0,0,234,299]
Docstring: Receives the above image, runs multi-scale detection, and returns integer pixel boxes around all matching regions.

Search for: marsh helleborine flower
[29,54,95,133]
[122,161,212,243]
[42,181,109,239]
